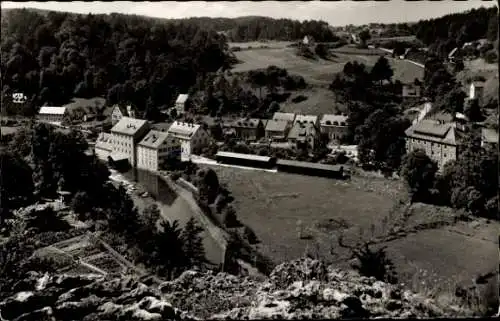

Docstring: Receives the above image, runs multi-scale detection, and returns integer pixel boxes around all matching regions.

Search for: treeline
[414,6,497,58]
[171,16,339,42]
[1,9,230,117]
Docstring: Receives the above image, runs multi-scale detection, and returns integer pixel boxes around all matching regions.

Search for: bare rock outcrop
[0,258,474,320]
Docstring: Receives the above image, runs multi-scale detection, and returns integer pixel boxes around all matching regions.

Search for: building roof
[265,119,289,132]
[402,84,421,97]
[109,152,129,162]
[167,121,201,139]
[216,151,272,163]
[176,94,189,104]
[39,106,67,115]
[261,119,269,128]
[471,81,485,88]
[320,114,348,126]
[294,114,318,125]
[273,112,296,122]
[405,119,461,145]
[151,122,173,132]
[111,117,148,136]
[276,159,345,172]
[482,128,499,144]
[231,118,262,129]
[288,122,317,140]
[95,133,113,151]
[138,130,172,149]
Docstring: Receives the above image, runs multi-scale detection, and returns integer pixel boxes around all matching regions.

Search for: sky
[1,1,497,27]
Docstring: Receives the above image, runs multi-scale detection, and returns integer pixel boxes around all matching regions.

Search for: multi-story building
[175,94,189,115]
[294,114,319,127]
[111,105,136,125]
[230,118,265,141]
[319,114,349,144]
[137,130,181,172]
[287,122,320,150]
[38,106,67,125]
[405,115,464,170]
[265,119,291,141]
[167,121,210,161]
[109,117,149,167]
[94,133,113,161]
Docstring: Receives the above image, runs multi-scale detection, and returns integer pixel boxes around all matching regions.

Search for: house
[287,122,320,150]
[405,115,464,170]
[94,133,113,161]
[175,94,189,115]
[448,47,458,62]
[481,128,498,149]
[402,84,422,101]
[319,114,349,144]
[469,81,485,104]
[167,121,210,161]
[137,130,181,172]
[272,112,296,123]
[294,114,319,127]
[303,35,315,46]
[230,118,265,141]
[38,106,67,125]
[265,119,291,141]
[109,117,150,167]
[111,105,136,125]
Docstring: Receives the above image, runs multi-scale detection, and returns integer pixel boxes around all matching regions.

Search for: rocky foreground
[0,258,473,321]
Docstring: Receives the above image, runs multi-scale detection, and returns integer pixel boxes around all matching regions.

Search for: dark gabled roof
[276,159,346,172]
[216,151,272,163]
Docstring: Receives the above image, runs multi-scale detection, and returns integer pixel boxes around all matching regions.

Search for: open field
[231,43,424,86]
[203,165,499,287]
[370,35,418,42]
[229,41,293,49]
[280,87,347,115]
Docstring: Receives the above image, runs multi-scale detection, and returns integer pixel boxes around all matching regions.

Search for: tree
[247,70,267,99]
[314,43,329,58]
[71,191,92,220]
[221,205,238,228]
[370,56,393,85]
[464,98,483,122]
[23,206,70,233]
[358,29,371,46]
[0,151,34,222]
[400,149,438,202]
[181,217,206,268]
[156,219,186,279]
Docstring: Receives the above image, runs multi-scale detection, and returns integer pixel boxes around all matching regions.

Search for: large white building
[94,133,113,161]
[109,117,149,167]
[319,114,349,144]
[137,130,181,172]
[38,106,67,125]
[167,121,210,160]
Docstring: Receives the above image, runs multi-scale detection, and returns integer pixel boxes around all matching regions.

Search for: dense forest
[1,9,231,116]
[169,16,339,42]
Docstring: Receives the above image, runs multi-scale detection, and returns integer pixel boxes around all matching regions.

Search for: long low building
[276,159,346,179]
[215,151,276,168]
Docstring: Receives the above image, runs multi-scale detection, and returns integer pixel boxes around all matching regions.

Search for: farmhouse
[94,132,113,161]
[294,114,319,127]
[302,35,315,46]
[469,81,484,104]
[481,128,499,149]
[175,94,189,115]
[287,122,320,150]
[215,151,276,169]
[265,119,291,141]
[137,130,181,172]
[167,121,209,160]
[38,106,67,125]
[319,114,349,144]
[111,105,136,125]
[272,112,296,123]
[405,115,464,170]
[230,118,265,141]
[109,117,150,167]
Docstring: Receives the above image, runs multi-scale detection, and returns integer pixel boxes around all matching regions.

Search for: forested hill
[1,8,230,116]
[167,16,339,42]
[413,6,497,57]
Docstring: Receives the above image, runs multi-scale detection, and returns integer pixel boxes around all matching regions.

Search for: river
[109,168,225,266]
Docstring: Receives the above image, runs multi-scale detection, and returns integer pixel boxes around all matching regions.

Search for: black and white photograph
[0,0,499,319]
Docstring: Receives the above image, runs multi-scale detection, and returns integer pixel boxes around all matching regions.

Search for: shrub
[243,226,259,245]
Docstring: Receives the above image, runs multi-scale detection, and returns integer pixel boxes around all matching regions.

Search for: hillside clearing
[280,87,347,115]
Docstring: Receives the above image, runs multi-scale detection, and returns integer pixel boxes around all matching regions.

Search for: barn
[276,159,346,179]
[215,151,276,169]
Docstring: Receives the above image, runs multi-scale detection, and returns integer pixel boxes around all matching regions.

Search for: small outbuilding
[215,151,276,169]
